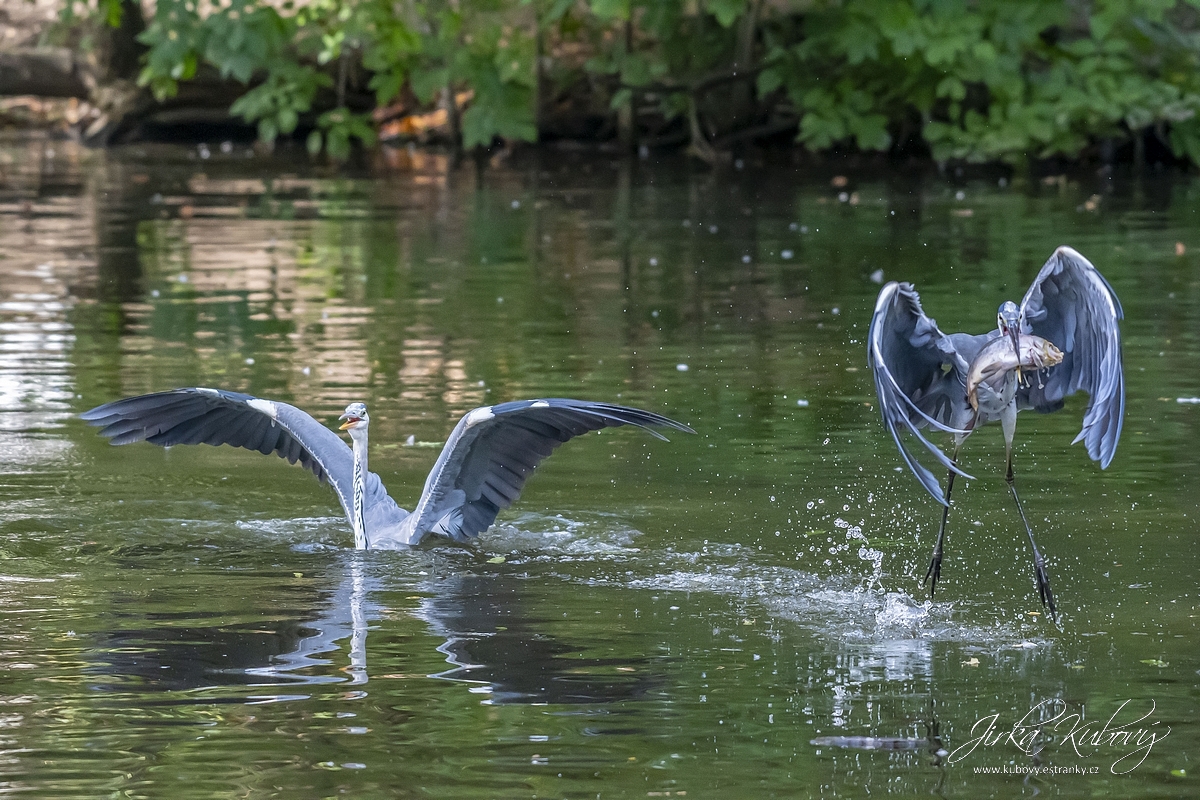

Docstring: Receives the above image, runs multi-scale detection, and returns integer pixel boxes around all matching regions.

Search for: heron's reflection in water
[255,560,660,705]
[414,573,659,705]
[245,559,378,688]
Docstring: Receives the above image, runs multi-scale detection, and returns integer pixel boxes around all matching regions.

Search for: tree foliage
[65,0,1200,165]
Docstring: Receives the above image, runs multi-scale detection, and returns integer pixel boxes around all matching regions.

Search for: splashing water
[835,517,884,590]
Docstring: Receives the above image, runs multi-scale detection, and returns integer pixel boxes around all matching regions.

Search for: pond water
[0,137,1196,797]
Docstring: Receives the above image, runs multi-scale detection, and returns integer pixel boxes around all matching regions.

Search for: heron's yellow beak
[339,419,359,431]
[1008,325,1023,385]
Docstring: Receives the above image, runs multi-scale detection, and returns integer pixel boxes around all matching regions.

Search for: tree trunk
[616,19,635,150]
[92,0,147,82]
[534,9,544,137]
[443,84,462,160]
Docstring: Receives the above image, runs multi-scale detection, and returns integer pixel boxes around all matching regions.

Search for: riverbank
[5,1,1200,172]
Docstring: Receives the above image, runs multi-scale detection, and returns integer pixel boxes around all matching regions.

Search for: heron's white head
[338,402,369,441]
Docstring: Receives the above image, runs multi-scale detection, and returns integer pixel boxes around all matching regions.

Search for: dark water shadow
[414,571,661,705]
[89,557,661,708]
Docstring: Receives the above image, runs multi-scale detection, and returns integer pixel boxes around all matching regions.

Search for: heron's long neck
[351,433,369,549]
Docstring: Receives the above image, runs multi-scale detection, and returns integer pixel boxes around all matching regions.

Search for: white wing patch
[531,400,549,408]
[465,407,495,427]
[1085,266,1118,319]
[247,398,277,419]
[873,282,898,314]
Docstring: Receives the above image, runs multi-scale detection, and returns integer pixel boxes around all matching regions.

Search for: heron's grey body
[81,391,693,549]
[867,246,1124,617]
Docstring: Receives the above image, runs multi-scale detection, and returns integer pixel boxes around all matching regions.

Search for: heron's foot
[923,550,943,598]
[1033,556,1057,621]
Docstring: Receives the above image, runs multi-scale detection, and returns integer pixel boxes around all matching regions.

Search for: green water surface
[0,139,1196,798]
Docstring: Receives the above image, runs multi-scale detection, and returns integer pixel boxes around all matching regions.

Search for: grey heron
[81,390,694,548]
[868,246,1124,618]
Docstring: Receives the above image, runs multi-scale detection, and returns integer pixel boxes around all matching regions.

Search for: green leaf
[138,66,179,101]
[936,76,966,101]
[850,113,891,151]
[799,109,844,150]
[307,130,323,156]
[620,52,654,87]
[1169,118,1200,165]
[278,107,299,135]
[589,0,630,22]
[102,0,123,28]
[411,67,449,105]
[757,68,783,97]
[327,127,351,160]
[706,0,745,29]
[369,70,406,107]
[460,68,538,147]
[610,87,633,111]
[258,118,278,143]
[836,19,880,64]
[169,51,198,81]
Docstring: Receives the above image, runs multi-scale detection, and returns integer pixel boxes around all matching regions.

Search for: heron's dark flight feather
[1018,245,1124,468]
[402,399,694,542]
[80,388,396,523]
[867,282,977,504]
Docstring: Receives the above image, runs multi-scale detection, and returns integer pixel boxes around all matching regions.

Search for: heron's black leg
[923,466,957,596]
[1004,438,1057,621]
[924,435,967,598]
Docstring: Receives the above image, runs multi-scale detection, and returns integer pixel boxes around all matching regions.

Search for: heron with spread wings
[82,392,693,548]
[867,246,1124,618]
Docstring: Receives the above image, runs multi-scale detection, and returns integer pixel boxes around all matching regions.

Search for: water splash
[835,517,883,590]
[481,512,643,561]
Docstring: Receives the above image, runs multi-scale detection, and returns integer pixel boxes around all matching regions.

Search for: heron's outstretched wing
[80,388,392,524]
[1018,246,1124,467]
[393,399,694,544]
[867,282,974,505]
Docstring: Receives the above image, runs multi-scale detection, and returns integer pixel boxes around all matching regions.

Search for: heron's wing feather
[867,282,974,505]
[80,388,391,524]
[1018,246,1125,467]
[402,400,694,542]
